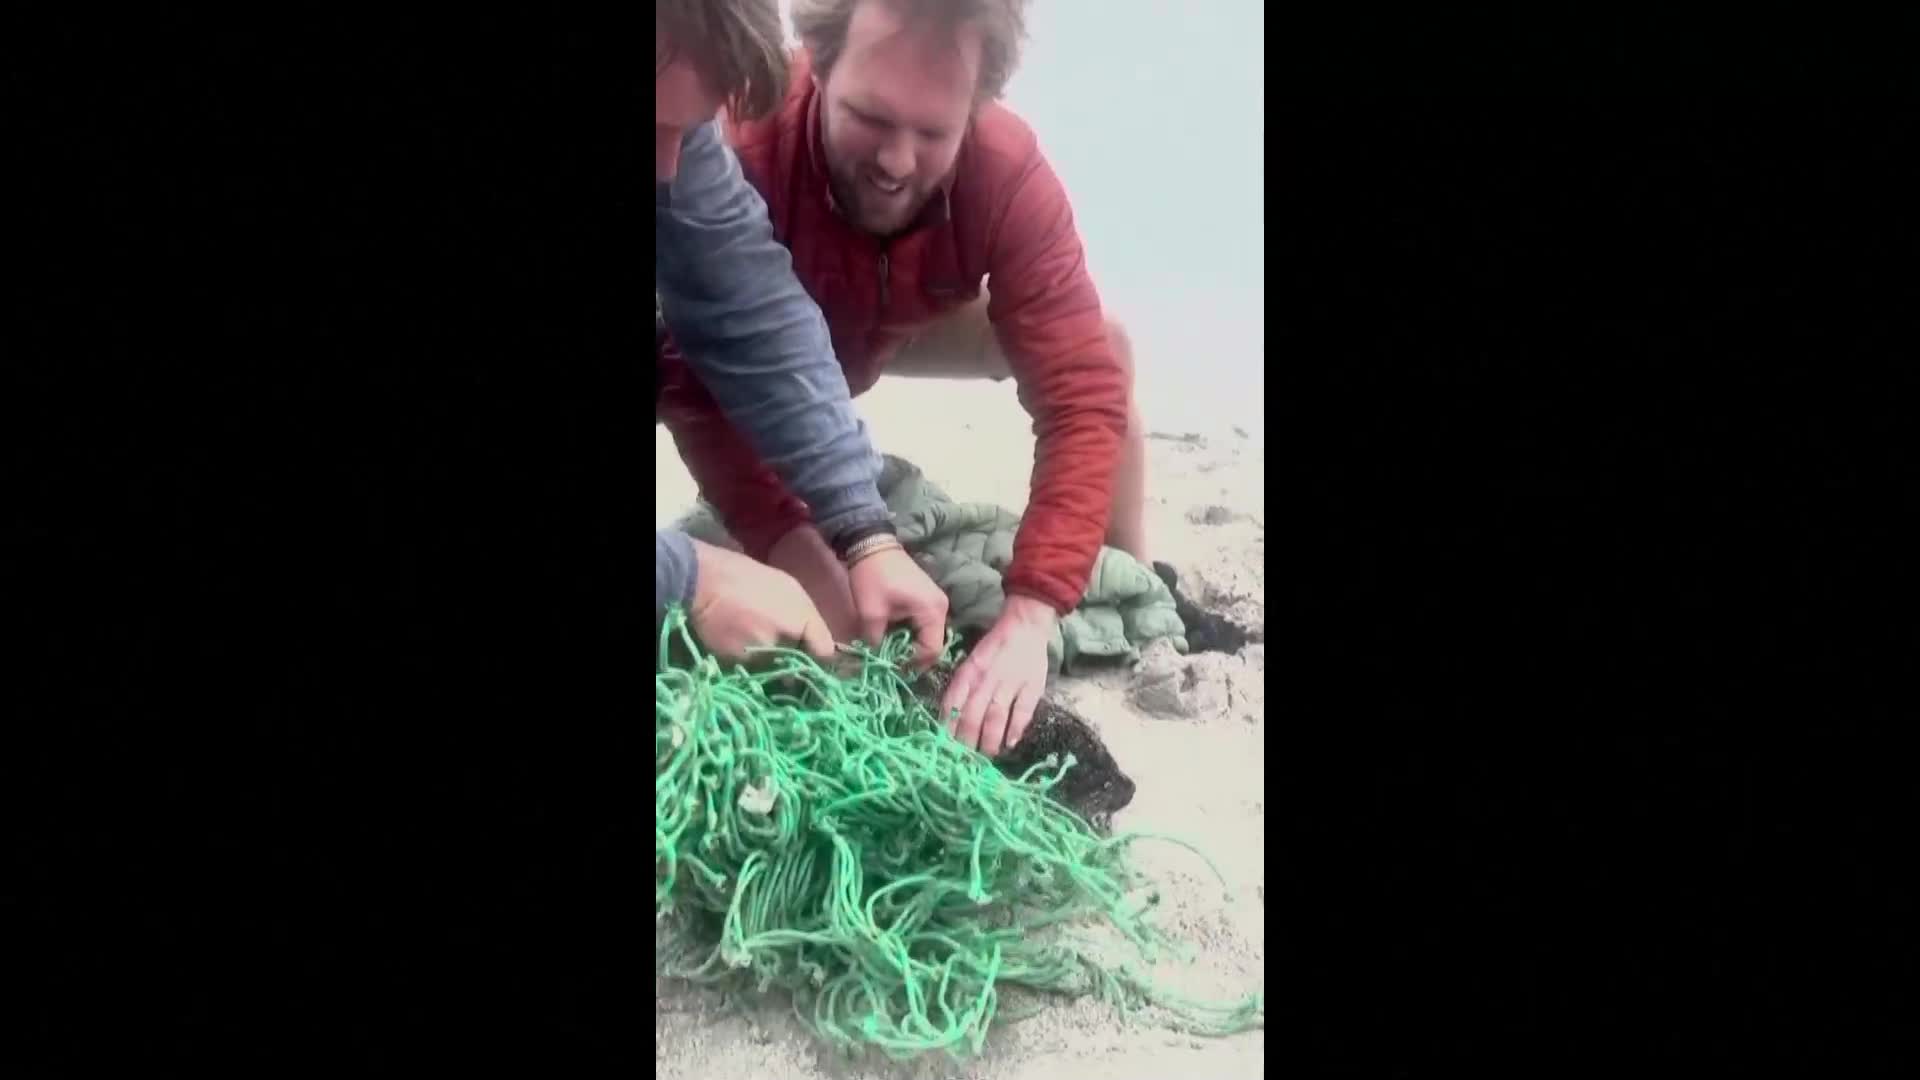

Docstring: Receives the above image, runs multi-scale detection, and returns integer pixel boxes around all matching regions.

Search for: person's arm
[655,526,835,663]
[985,148,1130,614]
[654,119,888,547]
[655,528,699,630]
[656,334,815,563]
[936,143,1129,760]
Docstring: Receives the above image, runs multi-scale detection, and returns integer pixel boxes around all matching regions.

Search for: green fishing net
[655,605,1263,1062]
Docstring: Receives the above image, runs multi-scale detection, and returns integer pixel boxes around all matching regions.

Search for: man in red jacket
[657,0,1141,760]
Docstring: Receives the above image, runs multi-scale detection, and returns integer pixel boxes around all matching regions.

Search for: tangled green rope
[655,606,1263,1062]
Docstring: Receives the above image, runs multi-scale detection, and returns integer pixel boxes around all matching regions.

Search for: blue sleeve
[654,119,889,543]
[655,528,698,632]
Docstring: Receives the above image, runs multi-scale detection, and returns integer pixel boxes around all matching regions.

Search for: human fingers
[857,607,890,655]
[998,678,1042,755]
[976,671,1018,758]
[909,603,946,670]
[953,666,1002,753]
[938,654,979,732]
[797,615,835,662]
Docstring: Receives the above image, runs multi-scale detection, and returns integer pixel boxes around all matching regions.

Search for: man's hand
[766,525,860,643]
[766,524,949,669]
[687,538,834,663]
[940,593,1057,757]
[847,545,949,670]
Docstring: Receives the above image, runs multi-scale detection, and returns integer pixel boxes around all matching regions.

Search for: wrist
[842,532,905,568]
[741,507,816,563]
[1000,592,1060,628]
[767,522,822,556]
[832,519,898,561]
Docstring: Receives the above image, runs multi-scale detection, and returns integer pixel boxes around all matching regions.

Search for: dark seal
[913,667,1137,832]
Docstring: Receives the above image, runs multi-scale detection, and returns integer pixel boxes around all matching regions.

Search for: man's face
[656,33,723,183]
[816,0,980,236]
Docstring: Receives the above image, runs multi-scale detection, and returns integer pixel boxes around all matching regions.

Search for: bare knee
[1104,318,1136,383]
[1104,318,1144,435]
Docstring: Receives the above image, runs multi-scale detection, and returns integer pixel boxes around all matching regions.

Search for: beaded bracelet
[842,533,905,567]
[831,520,897,559]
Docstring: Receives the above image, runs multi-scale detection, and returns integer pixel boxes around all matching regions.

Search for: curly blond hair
[791,0,1029,103]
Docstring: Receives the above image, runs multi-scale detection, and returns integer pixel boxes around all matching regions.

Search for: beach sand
[656,378,1267,1079]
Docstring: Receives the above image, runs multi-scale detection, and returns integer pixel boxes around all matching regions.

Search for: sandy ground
[656,379,1266,1079]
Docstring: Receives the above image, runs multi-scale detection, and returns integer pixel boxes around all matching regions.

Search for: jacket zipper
[877,251,890,310]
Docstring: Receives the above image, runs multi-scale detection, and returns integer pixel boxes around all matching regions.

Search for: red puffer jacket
[656,51,1126,616]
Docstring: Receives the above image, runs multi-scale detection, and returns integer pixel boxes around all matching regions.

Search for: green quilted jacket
[674,455,1188,673]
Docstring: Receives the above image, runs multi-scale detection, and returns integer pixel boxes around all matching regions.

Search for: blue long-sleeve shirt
[654,119,888,625]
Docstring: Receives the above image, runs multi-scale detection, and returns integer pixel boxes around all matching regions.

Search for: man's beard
[830,164,924,236]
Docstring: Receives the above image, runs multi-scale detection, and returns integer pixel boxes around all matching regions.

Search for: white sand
[656,379,1266,1079]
